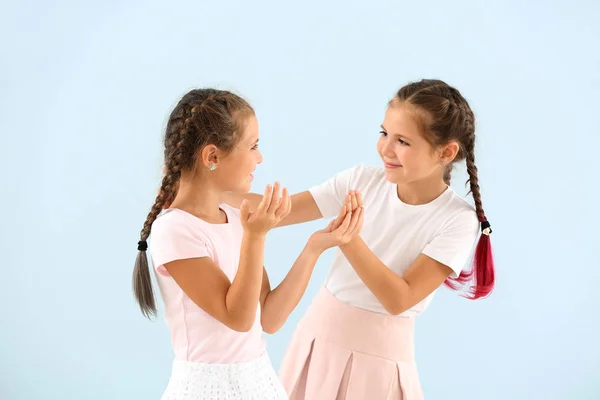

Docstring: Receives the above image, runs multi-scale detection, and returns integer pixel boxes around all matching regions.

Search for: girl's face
[213,114,263,193]
[377,103,448,185]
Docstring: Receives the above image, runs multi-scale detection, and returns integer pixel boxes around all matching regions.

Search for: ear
[440,141,460,164]
[199,144,220,169]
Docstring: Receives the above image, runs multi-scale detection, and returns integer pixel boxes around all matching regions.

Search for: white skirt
[161,352,288,400]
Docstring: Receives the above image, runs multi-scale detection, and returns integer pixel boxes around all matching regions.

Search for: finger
[335,204,347,223]
[267,182,281,213]
[333,211,352,234]
[329,205,347,230]
[275,187,290,218]
[283,187,292,217]
[240,199,250,220]
[345,206,362,234]
[356,191,364,208]
[256,184,273,214]
[351,191,358,211]
[326,219,336,231]
[349,207,364,236]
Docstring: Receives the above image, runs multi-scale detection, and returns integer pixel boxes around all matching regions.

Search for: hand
[240,182,291,236]
[345,190,363,214]
[308,200,363,253]
[328,190,363,233]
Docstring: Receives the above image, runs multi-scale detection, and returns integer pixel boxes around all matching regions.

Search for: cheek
[376,137,384,154]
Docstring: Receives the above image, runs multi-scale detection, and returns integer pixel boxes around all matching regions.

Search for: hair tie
[137,240,148,251]
[481,221,492,236]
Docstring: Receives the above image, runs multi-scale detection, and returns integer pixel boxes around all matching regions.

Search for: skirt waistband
[299,287,416,362]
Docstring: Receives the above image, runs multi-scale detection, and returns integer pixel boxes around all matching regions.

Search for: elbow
[383,300,409,316]
[262,325,279,335]
[226,314,256,333]
[231,321,254,333]
[261,316,283,335]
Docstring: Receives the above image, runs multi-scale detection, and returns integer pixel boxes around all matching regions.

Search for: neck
[169,175,226,224]
[396,174,448,205]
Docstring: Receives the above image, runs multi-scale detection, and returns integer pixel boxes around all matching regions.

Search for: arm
[164,232,266,332]
[258,245,320,334]
[222,190,322,227]
[259,201,363,333]
[164,183,290,332]
[339,237,453,315]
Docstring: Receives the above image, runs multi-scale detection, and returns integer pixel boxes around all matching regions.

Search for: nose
[380,137,395,158]
[257,149,264,164]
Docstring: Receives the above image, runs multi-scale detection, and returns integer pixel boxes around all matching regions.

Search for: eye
[379,130,387,137]
[398,138,409,146]
[251,144,259,150]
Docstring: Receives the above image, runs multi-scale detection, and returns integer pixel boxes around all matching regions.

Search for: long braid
[132,105,192,319]
[465,138,486,222]
[462,138,494,298]
[132,97,203,318]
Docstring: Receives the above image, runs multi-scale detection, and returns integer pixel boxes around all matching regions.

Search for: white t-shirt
[309,164,480,318]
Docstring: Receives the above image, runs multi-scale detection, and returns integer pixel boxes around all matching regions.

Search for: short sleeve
[308,165,359,219]
[422,210,480,278]
[150,214,212,277]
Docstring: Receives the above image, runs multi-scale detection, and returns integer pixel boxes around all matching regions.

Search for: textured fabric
[162,352,288,400]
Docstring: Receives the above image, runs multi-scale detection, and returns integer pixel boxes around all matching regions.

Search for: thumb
[334,204,346,223]
[325,220,336,232]
[240,199,250,220]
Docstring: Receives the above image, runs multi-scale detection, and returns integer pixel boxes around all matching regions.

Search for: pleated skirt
[279,287,423,400]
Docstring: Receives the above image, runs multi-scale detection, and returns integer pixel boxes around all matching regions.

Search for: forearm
[226,233,266,330]
[261,244,321,333]
[340,237,411,315]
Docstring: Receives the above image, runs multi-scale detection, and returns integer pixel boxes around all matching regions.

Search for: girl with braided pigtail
[224,79,495,399]
[133,89,363,399]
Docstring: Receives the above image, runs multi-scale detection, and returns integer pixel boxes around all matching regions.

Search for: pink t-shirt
[149,204,266,364]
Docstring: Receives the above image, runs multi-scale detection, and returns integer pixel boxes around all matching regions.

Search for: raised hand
[240,182,291,236]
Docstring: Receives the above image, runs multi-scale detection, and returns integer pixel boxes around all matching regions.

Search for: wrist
[304,239,325,257]
[339,236,358,250]
[244,231,267,241]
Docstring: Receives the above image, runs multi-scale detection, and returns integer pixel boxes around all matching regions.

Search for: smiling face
[377,102,451,185]
[206,113,263,193]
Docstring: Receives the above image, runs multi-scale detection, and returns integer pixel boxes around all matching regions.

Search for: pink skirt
[279,287,423,400]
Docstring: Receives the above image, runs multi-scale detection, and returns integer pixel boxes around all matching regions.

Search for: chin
[236,183,252,194]
[384,168,402,182]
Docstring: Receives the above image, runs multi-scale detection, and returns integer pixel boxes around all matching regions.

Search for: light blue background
[2,0,599,399]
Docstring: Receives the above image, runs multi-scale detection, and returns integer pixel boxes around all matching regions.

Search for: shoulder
[440,191,480,232]
[152,209,191,232]
[151,209,208,240]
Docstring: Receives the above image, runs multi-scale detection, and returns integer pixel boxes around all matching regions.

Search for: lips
[384,162,402,169]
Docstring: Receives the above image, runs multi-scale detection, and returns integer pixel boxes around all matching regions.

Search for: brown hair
[393,79,495,299]
[133,89,254,318]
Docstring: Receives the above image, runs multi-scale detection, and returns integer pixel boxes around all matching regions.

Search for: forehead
[383,103,423,139]
[239,114,259,142]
